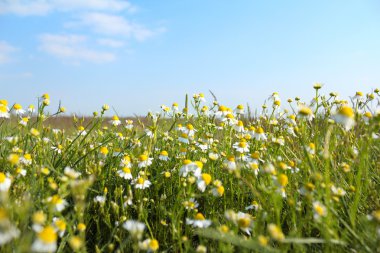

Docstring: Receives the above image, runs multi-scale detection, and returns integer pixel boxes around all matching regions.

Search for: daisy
[138,154,153,168]
[197,173,212,192]
[178,133,190,144]
[253,127,267,141]
[233,140,250,153]
[235,104,244,114]
[179,160,202,177]
[298,105,314,121]
[123,220,145,240]
[120,155,132,167]
[31,225,57,252]
[158,150,169,161]
[223,156,237,171]
[183,198,199,210]
[117,167,133,180]
[94,195,106,204]
[0,104,10,118]
[186,213,212,228]
[47,195,68,212]
[312,201,327,220]
[0,172,11,192]
[237,212,253,235]
[133,177,152,189]
[19,117,29,126]
[28,104,35,113]
[139,238,160,252]
[234,121,245,132]
[125,120,134,130]
[53,217,66,237]
[172,102,179,112]
[332,106,355,131]
[110,115,121,126]
[13,104,25,115]
[0,208,20,246]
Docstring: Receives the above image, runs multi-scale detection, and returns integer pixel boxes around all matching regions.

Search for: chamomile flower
[183,198,199,210]
[47,195,68,212]
[110,115,121,126]
[180,160,202,177]
[253,127,267,141]
[138,154,153,168]
[211,180,225,197]
[117,167,133,180]
[19,117,29,126]
[233,140,250,153]
[0,208,20,245]
[333,106,355,131]
[0,104,10,118]
[123,220,145,240]
[159,150,169,161]
[312,201,327,220]
[237,212,253,235]
[186,213,212,228]
[298,105,314,121]
[235,104,245,114]
[197,173,212,192]
[31,225,57,252]
[133,177,152,189]
[178,133,190,144]
[139,238,160,252]
[53,217,66,237]
[13,104,25,115]
[234,120,245,132]
[0,172,11,192]
[120,155,132,167]
[223,156,237,171]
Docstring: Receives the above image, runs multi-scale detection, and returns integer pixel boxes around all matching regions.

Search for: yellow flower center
[14,104,22,110]
[195,213,205,220]
[0,172,6,183]
[183,159,192,165]
[149,239,159,251]
[299,106,313,116]
[38,226,57,243]
[139,154,148,161]
[50,195,63,205]
[187,124,194,130]
[237,104,244,110]
[257,127,264,134]
[227,156,235,162]
[137,177,145,184]
[122,167,131,173]
[201,173,212,185]
[238,217,251,228]
[314,205,325,216]
[278,174,288,187]
[100,147,109,155]
[0,105,7,113]
[160,150,168,156]
[338,106,354,118]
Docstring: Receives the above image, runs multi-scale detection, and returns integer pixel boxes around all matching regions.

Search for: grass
[0,87,379,252]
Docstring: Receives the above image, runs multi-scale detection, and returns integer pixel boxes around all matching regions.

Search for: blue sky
[1,0,380,115]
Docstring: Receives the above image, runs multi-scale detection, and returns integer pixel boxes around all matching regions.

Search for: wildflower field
[0,86,380,253]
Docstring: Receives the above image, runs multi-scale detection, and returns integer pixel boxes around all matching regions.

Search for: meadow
[0,86,379,252]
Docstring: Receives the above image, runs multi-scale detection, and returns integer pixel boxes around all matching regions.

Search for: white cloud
[97,38,125,48]
[39,34,115,64]
[0,41,17,64]
[71,12,157,41]
[0,0,136,16]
